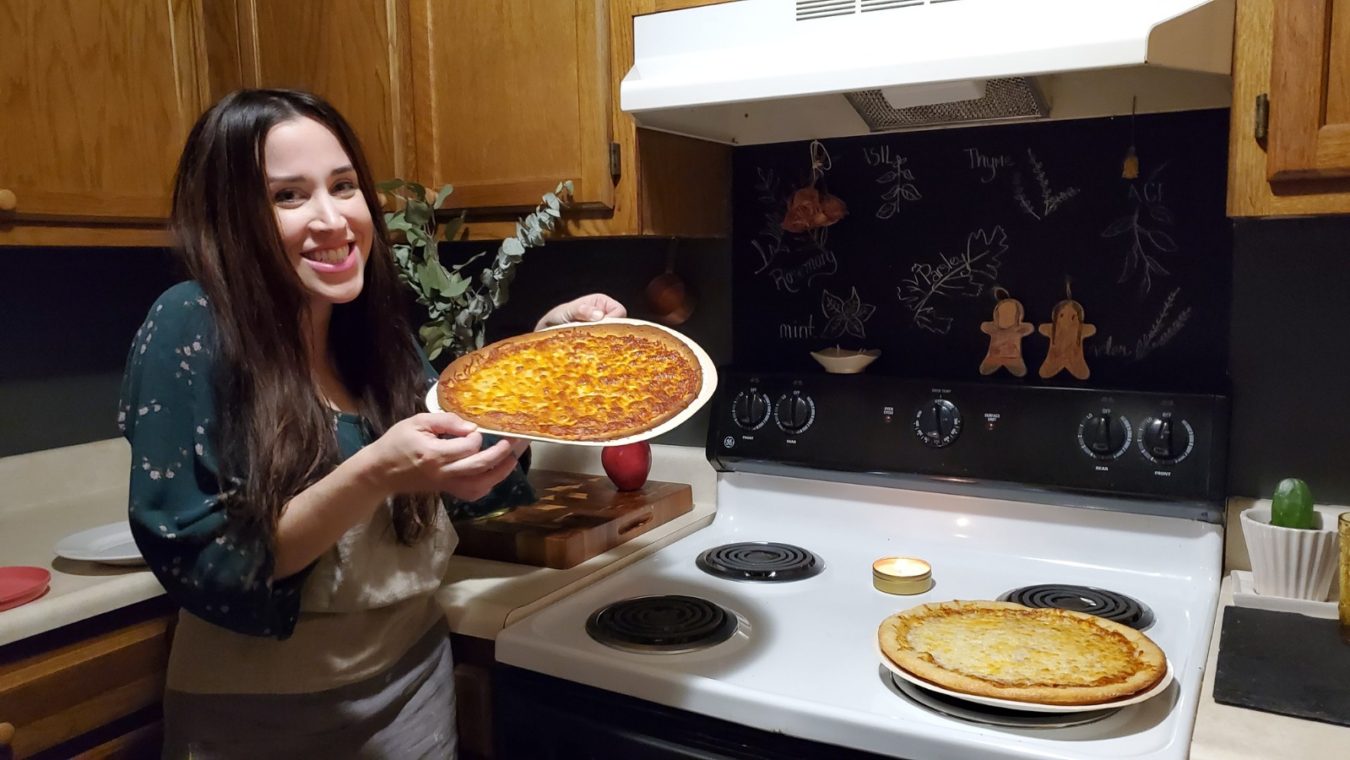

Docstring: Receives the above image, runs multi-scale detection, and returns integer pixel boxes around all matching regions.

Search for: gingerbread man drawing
[1038,299,1096,380]
[979,297,1034,376]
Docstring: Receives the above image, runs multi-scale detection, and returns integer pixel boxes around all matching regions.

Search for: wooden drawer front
[0,617,171,759]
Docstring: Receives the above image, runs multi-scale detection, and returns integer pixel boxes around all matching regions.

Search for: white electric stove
[493,372,1229,760]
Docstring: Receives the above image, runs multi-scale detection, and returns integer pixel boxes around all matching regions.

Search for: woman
[119,89,624,758]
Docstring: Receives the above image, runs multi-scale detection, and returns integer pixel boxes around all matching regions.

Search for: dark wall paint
[4,213,1349,504]
[1229,215,1350,502]
[0,247,180,456]
[0,238,730,456]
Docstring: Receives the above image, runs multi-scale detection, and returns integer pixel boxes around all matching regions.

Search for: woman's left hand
[535,293,627,331]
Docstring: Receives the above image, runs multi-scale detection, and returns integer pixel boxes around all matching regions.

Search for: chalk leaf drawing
[821,287,877,340]
[751,167,788,275]
[898,226,1009,335]
[1089,287,1191,361]
[1101,163,1176,294]
[1012,149,1079,221]
[863,145,921,220]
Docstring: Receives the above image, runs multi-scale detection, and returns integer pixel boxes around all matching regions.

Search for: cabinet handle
[0,721,15,760]
[0,189,15,212]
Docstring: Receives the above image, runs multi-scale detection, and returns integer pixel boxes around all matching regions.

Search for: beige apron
[166,504,457,695]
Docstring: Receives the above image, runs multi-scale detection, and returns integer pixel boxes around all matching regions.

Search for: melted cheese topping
[907,609,1141,687]
[441,327,701,440]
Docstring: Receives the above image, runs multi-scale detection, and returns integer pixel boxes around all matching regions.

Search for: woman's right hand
[365,413,521,501]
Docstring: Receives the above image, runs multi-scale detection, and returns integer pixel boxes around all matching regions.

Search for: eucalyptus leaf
[376,179,405,192]
[404,202,431,227]
[433,184,455,209]
[500,237,525,258]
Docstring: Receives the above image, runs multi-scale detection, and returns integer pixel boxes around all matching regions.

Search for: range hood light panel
[879,80,986,110]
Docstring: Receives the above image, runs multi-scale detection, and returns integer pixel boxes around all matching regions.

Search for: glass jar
[1340,512,1350,639]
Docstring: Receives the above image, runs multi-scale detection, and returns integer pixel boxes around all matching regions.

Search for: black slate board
[1213,605,1350,726]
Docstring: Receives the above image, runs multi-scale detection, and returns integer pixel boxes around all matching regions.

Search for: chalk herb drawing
[964,147,1014,183]
[1101,162,1176,294]
[820,287,877,340]
[1012,148,1079,220]
[864,145,921,219]
[1089,287,1191,360]
[898,226,1009,335]
[750,161,841,294]
[751,167,788,275]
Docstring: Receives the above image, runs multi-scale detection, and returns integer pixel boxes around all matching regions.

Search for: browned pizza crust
[436,322,703,442]
[878,600,1167,706]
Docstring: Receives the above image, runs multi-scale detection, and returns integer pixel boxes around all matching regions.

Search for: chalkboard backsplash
[732,109,1231,393]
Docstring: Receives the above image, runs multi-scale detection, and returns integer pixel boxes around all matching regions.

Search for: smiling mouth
[302,243,353,264]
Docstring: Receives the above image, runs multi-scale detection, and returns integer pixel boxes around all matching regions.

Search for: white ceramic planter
[1240,504,1340,601]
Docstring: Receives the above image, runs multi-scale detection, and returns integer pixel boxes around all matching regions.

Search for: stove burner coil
[1000,584,1155,630]
[695,542,823,582]
[585,595,738,653]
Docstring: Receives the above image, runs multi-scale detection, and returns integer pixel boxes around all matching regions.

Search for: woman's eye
[273,188,303,204]
[333,179,358,196]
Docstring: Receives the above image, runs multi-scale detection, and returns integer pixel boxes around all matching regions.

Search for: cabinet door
[236,0,416,184]
[411,0,615,213]
[1227,0,1350,217]
[0,0,206,222]
[1267,0,1350,182]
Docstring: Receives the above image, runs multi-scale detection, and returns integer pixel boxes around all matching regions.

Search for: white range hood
[621,0,1235,145]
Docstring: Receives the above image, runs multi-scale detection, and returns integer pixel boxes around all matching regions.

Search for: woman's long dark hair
[171,89,436,545]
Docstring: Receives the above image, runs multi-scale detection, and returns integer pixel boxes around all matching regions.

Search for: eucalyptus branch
[380,178,574,361]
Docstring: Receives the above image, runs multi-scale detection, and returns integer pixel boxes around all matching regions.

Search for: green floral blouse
[119,281,533,639]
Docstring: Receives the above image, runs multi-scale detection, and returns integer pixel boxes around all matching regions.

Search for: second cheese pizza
[436,321,705,442]
[878,600,1168,706]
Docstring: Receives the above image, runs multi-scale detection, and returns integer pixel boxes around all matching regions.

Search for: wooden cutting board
[452,469,694,569]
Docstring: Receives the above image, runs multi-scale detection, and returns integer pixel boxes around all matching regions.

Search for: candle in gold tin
[872,557,934,595]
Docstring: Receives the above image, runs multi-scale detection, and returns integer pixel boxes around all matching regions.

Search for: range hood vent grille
[843,77,1047,131]
[796,0,963,21]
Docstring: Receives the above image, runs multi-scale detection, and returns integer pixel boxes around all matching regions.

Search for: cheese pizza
[436,321,703,442]
[878,600,1167,706]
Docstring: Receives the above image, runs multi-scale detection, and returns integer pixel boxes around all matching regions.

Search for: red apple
[602,442,652,491]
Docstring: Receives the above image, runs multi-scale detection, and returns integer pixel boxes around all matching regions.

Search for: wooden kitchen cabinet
[231,0,418,185]
[1,0,731,246]
[0,600,174,759]
[1228,0,1350,216]
[457,0,732,239]
[0,0,215,246]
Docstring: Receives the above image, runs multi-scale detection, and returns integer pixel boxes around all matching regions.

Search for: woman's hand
[364,413,522,502]
[534,293,627,331]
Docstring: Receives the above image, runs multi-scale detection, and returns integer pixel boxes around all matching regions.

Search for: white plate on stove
[54,522,144,566]
[876,642,1174,714]
[424,317,718,447]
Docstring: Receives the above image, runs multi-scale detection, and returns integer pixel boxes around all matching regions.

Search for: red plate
[0,566,52,612]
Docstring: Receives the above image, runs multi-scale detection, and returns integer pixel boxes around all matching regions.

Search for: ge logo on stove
[722,436,735,449]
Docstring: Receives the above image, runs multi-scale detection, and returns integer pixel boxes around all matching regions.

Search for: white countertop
[0,438,716,647]
[0,439,163,647]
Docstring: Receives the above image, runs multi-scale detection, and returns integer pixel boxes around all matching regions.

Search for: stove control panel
[707,372,1228,504]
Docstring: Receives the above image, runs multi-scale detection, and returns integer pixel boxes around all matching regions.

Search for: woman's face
[263,116,374,307]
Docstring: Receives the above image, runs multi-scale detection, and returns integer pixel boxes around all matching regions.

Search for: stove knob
[1078,412,1131,460]
[1138,416,1194,464]
[913,399,961,448]
[775,394,815,434]
[732,391,771,430]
